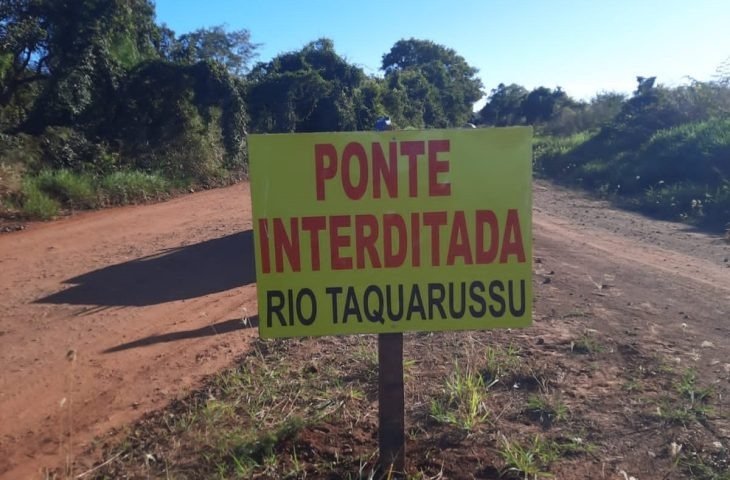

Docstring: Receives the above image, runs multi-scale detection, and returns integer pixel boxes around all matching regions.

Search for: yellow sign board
[249,128,532,338]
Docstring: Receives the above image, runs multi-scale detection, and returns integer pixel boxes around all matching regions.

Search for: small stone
[701,341,715,348]
[670,442,682,458]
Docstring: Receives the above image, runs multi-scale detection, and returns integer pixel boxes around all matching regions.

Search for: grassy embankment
[0,125,244,222]
[534,117,730,232]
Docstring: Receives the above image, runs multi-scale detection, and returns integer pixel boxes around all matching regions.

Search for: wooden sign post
[378,332,405,473]
[248,127,533,475]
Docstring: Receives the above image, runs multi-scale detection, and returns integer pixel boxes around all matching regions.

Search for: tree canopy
[246,38,370,133]
[381,38,483,127]
[169,25,258,75]
[4,0,726,229]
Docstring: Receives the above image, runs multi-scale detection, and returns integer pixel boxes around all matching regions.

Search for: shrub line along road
[0,180,728,479]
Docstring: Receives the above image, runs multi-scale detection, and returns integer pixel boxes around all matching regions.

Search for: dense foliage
[1,1,488,219]
[531,78,730,229]
[1,1,728,230]
[380,38,483,128]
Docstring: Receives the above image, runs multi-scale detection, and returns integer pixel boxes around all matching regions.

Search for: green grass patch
[525,394,568,428]
[675,369,713,404]
[33,169,97,209]
[84,337,384,478]
[499,434,556,479]
[653,369,715,426]
[483,343,522,384]
[2,169,183,220]
[570,334,604,355]
[98,171,174,205]
[20,179,59,219]
[680,451,730,480]
[430,362,494,431]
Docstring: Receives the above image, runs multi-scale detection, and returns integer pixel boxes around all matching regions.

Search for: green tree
[541,92,625,136]
[521,86,569,125]
[1,0,161,130]
[246,38,370,133]
[478,83,527,126]
[381,38,483,127]
[110,60,248,180]
[173,25,258,76]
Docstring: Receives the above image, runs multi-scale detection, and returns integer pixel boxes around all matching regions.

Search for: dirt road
[1,181,728,479]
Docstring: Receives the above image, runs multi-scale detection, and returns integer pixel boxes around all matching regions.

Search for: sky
[154,0,730,107]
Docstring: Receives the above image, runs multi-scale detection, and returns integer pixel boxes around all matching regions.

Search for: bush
[33,170,97,209]
[37,127,117,174]
[535,116,730,229]
[533,132,593,176]
[110,61,248,182]
[0,133,43,171]
[20,180,60,219]
[633,118,730,188]
[99,171,173,205]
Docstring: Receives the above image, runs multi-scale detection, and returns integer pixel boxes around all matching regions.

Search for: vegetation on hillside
[1,1,486,220]
[2,1,728,230]
[529,78,730,229]
[475,74,729,229]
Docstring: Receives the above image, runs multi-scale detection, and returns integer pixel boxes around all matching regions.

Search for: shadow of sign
[103,316,259,353]
[36,231,256,307]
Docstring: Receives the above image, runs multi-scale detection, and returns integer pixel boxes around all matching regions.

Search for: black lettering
[287,289,295,325]
[343,287,363,323]
[448,282,466,318]
[469,281,486,317]
[364,285,385,323]
[296,288,317,326]
[489,280,506,317]
[385,284,404,321]
[406,284,425,320]
[427,283,447,320]
[326,287,343,324]
[508,280,527,316]
[267,290,287,327]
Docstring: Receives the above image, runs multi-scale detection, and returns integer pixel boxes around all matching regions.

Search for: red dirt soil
[1,180,728,479]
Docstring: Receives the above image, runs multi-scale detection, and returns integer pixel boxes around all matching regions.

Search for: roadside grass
[621,378,642,393]
[534,118,730,230]
[525,393,568,428]
[498,434,556,479]
[680,451,730,480]
[3,168,213,221]
[429,362,494,431]
[570,333,604,355]
[72,328,728,479]
[19,178,60,219]
[483,343,522,384]
[98,171,174,205]
[653,368,715,427]
[33,169,97,209]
